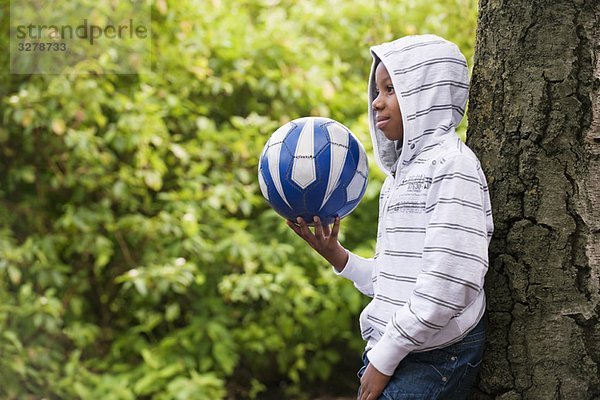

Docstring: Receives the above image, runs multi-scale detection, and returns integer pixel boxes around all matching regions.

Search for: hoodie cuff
[366,334,410,376]
[332,251,373,289]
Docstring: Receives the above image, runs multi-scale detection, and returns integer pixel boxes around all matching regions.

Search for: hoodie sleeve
[367,153,490,375]
[332,251,374,297]
[332,175,397,297]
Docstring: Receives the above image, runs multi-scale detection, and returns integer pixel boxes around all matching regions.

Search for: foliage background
[0,0,477,398]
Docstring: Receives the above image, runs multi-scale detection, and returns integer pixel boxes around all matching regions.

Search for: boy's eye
[374,85,394,96]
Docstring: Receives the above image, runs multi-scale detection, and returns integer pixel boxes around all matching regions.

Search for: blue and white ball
[258,117,369,225]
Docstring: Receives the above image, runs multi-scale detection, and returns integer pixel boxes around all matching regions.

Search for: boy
[287,34,493,399]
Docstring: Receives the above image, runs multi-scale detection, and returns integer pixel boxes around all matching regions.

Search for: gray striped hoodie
[335,35,494,376]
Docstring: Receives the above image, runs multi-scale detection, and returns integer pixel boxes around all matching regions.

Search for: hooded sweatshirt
[335,35,494,376]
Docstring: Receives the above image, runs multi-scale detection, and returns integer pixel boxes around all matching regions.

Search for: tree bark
[467,0,600,399]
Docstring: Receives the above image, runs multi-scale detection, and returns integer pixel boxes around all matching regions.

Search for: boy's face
[372,62,404,142]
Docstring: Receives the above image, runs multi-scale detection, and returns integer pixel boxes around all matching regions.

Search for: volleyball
[258,117,368,225]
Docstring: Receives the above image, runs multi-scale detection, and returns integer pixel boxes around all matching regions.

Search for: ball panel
[303,142,332,216]
[260,157,295,221]
[346,143,368,202]
[320,121,349,210]
[338,138,362,192]
[266,142,292,209]
[291,118,317,189]
[319,187,346,223]
[258,166,269,201]
[313,118,335,155]
[319,140,356,220]
[336,197,362,220]
[270,121,294,145]
[346,170,367,202]
[258,141,270,201]
[279,136,307,218]
[281,164,308,220]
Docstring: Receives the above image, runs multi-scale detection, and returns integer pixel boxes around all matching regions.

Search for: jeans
[357,318,485,400]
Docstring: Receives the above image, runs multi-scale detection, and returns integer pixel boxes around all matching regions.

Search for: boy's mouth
[376,117,390,129]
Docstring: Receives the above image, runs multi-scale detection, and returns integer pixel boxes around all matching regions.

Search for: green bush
[0,0,477,398]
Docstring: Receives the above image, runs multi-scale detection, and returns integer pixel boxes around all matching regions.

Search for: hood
[368,34,469,175]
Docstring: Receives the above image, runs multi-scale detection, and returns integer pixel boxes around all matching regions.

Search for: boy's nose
[372,94,383,111]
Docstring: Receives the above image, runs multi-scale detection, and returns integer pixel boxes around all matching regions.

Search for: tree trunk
[467,0,600,399]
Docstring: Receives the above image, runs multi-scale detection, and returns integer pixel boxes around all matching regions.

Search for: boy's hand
[358,364,391,400]
[286,216,348,272]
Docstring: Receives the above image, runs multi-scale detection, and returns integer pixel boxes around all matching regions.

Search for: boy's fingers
[322,219,332,237]
[290,218,316,247]
[297,216,306,230]
[297,217,313,240]
[313,216,325,240]
[330,217,341,240]
[286,219,301,235]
